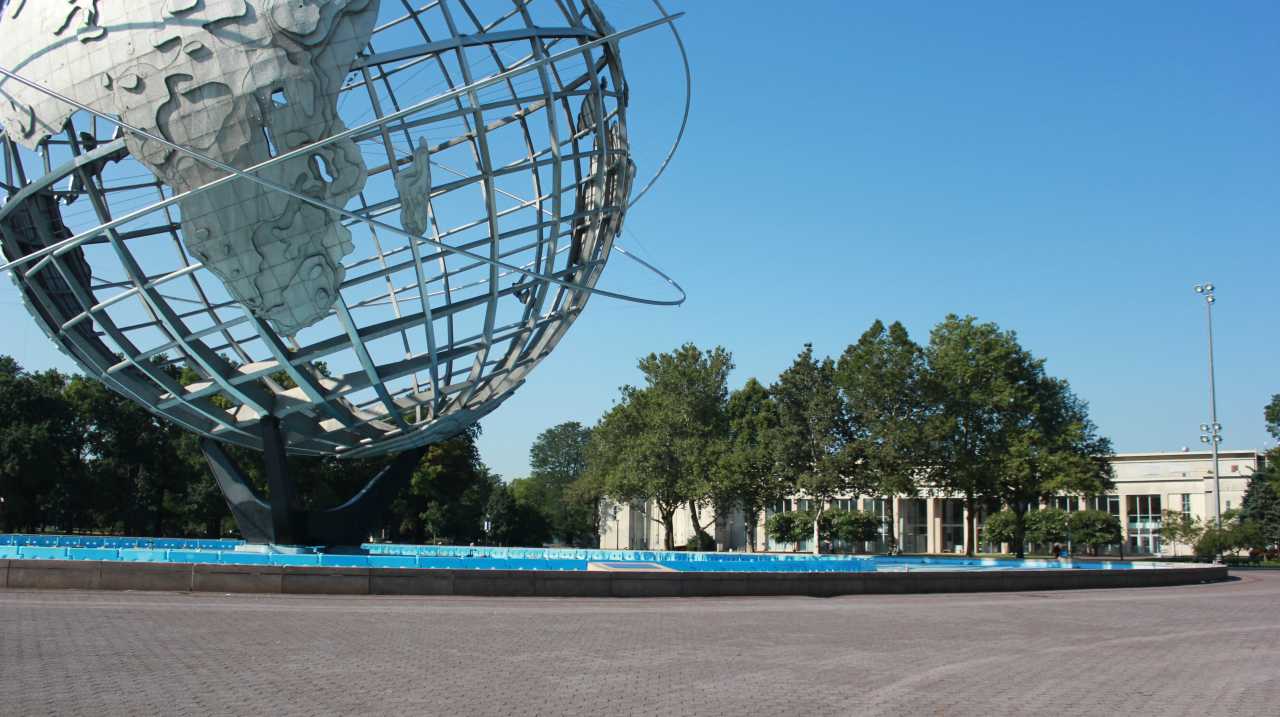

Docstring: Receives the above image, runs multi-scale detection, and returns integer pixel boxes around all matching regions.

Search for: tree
[64,372,189,536]
[1068,509,1123,556]
[714,378,785,551]
[992,377,1115,558]
[771,345,868,554]
[827,509,880,549]
[1160,510,1204,557]
[921,315,1111,557]
[1234,398,1280,552]
[1240,468,1280,550]
[835,320,928,552]
[637,345,733,547]
[588,389,682,550]
[522,421,596,545]
[589,345,733,551]
[399,426,494,544]
[766,509,879,553]
[1265,394,1279,441]
[981,511,1019,548]
[765,511,808,552]
[1194,509,1264,558]
[0,360,86,532]
[564,471,608,548]
[1025,508,1070,548]
[484,482,550,547]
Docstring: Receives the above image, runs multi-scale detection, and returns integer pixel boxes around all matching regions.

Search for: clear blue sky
[2,1,1276,478]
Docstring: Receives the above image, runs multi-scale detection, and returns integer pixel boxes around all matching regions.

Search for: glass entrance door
[1126,494,1162,554]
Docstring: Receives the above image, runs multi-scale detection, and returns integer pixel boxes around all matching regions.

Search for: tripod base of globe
[199,417,427,547]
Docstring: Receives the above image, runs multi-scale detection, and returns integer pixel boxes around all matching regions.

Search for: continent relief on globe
[0,0,381,335]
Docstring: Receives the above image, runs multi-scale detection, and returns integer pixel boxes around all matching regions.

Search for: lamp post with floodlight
[1194,283,1222,532]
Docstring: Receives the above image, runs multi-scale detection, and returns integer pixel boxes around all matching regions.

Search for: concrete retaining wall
[0,559,1228,597]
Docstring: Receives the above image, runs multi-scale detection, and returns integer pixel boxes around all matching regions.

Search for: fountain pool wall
[0,534,1227,597]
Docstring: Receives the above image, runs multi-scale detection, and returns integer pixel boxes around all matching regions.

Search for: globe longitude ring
[0,0,688,468]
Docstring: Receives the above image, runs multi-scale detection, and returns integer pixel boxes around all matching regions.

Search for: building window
[1050,496,1080,512]
[862,498,892,552]
[1126,494,1162,554]
[900,499,928,553]
[941,499,964,554]
[1089,495,1120,516]
[1181,494,1191,518]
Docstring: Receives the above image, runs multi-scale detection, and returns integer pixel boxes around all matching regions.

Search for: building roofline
[1110,449,1262,460]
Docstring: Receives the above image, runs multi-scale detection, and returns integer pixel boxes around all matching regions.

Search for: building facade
[598,450,1266,556]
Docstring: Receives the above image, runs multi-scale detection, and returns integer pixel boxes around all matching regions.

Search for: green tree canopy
[1160,510,1204,556]
[993,377,1114,557]
[1025,508,1070,547]
[765,511,808,551]
[1264,394,1279,441]
[521,421,596,546]
[772,344,867,554]
[921,315,1112,557]
[922,316,1041,554]
[981,510,1020,546]
[1068,510,1123,555]
[836,319,928,549]
[0,360,86,533]
[713,378,785,551]
[484,481,550,547]
[588,344,733,550]
[399,426,495,544]
[827,509,880,547]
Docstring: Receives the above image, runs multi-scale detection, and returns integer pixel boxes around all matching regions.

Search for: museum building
[598,449,1267,556]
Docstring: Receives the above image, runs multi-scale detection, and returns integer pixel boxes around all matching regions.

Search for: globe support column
[199,418,428,547]
[260,416,304,545]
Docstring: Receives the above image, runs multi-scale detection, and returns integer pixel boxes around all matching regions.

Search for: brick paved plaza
[2,572,1278,716]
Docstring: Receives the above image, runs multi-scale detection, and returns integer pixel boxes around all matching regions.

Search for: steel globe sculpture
[0,0,686,545]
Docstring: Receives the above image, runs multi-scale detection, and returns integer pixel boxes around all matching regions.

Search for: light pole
[1193,283,1222,531]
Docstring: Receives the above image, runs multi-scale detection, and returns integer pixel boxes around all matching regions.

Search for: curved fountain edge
[0,558,1228,598]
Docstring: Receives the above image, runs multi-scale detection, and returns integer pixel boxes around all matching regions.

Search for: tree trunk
[745,507,757,553]
[964,491,976,557]
[1014,507,1027,560]
[687,501,714,550]
[660,508,676,551]
[812,506,824,555]
[884,499,897,555]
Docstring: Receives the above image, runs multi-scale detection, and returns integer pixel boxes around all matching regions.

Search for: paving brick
[0,572,1277,715]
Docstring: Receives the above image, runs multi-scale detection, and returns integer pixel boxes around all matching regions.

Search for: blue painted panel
[367,555,416,569]
[66,548,119,561]
[116,548,169,563]
[218,552,271,565]
[167,550,222,564]
[18,546,69,559]
[318,554,370,568]
[269,554,320,566]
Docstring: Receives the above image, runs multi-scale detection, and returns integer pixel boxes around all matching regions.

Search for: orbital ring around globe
[0,0,690,461]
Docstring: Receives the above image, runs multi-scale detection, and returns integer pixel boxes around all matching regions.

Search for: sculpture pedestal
[200,417,426,547]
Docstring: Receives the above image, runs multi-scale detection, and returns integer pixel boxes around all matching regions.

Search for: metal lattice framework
[0,0,687,461]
